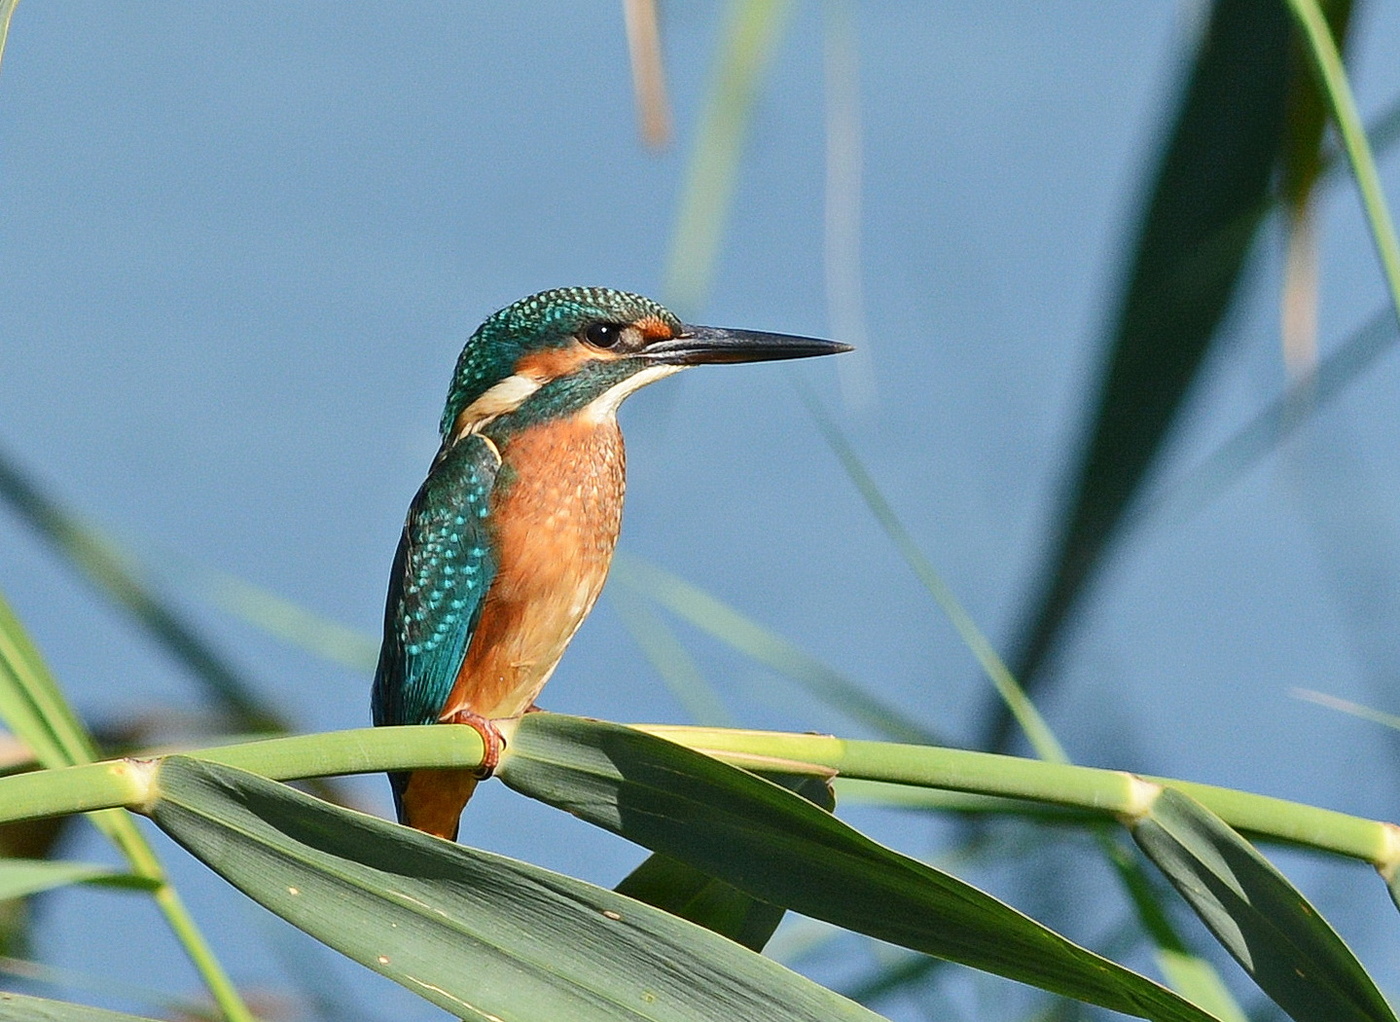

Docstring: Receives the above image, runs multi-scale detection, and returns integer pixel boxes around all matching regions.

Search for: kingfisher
[371,287,849,839]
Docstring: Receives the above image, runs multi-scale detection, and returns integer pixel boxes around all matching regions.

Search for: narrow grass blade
[607,587,733,726]
[1133,788,1397,1022]
[0,957,208,1021]
[147,755,888,1022]
[0,447,279,731]
[616,771,833,952]
[0,590,253,1022]
[1284,0,1400,328]
[0,860,157,900]
[497,714,1224,1022]
[0,991,163,1022]
[792,377,1063,760]
[1141,305,1396,529]
[998,0,1293,745]
[663,0,794,315]
[794,383,1244,1018]
[611,554,946,746]
[0,0,17,79]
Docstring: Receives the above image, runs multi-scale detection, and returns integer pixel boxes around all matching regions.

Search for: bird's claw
[441,710,504,779]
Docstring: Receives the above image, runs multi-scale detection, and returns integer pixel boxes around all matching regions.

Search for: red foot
[441,710,504,779]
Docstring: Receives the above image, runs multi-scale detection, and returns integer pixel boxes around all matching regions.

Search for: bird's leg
[441,709,505,779]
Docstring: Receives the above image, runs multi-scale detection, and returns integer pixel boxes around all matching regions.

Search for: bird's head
[440,287,850,441]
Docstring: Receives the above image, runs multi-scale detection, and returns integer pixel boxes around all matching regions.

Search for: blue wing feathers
[371,434,500,732]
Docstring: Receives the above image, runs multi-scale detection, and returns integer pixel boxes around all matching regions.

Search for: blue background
[2,3,1400,1018]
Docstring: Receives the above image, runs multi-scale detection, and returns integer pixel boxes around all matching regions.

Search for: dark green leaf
[0,860,157,900]
[148,755,887,1022]
[1132,788,1396,1022]
[998,0,1294,746]
[616,772,834,952]
[497,714,1222,1022]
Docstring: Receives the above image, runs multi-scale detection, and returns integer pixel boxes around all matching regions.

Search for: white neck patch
[581,363,687,422]
[452,374,542,439]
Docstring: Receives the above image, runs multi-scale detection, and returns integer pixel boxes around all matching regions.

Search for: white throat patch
[581,364,687,422]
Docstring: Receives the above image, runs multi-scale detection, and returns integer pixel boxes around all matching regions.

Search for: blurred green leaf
[148,755,887,1022]
[611,554,946,746]
[663,0,795,315]
[498,713,1223,1022]
[0,860,157,900]
[616,772,834,952]
[608,587,733,727]
[792,381,1245,1020]
[1133,788,1397,1022]
[0,991,163,1022]
[999,0,1294,747]
[0,589,253,1022]
[0,0,17,78]
[0,446,278,732]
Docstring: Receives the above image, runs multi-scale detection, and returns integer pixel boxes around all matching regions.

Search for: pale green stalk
[636,725,1400,872]
[4,722,1396,878]
[1284,0,1400,329]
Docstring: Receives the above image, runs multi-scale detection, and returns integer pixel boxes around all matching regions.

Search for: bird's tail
[393,768,480,841]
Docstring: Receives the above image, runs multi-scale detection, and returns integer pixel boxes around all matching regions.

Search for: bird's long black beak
[645,325,852,365]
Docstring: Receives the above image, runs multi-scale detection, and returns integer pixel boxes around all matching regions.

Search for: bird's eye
[584,323,623,349]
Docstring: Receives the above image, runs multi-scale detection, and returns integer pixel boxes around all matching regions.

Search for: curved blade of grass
[616,771,833,952]
[0,590,253,1022]
[997,0,1294,746]
[610,553,946,746]
[1133,788,1397,1022]
[148,755,888,1022]
[1284,0,1400,328]
[607,587,733,727]
[0,860,157,900]
[1141,304,1396,529]
[0,991,164,1022]
[663,0,794,316]
[143,549,377,672]
[0,446,279,731]
[496,713,1224,1022]
[793,380,1244,1019]
[791,375,1062,760]
[0,956,211,1021]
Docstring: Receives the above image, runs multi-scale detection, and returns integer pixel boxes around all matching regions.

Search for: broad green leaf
[0,991,162,1022]
[999,0,1294,745]
[615,853,786,954]
[1132,788,1396,1022]
[616,772,834,952]
[147,755,887,1022]
[0,860,157,900]
[496,713,1222,1022]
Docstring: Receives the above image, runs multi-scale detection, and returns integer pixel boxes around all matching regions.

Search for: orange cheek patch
[634,315,675,340]
[515,343,598,380]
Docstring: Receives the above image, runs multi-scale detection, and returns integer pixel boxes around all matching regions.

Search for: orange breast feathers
[438,415,626,721]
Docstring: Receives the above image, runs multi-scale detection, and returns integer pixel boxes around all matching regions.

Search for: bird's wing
[371,433,501,730]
